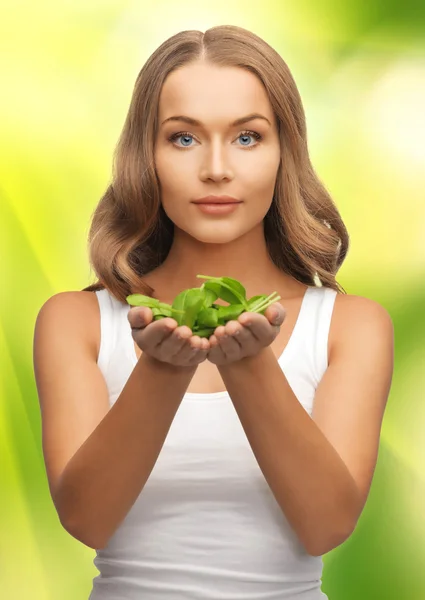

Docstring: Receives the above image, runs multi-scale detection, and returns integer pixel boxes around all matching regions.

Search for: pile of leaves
[126,274,281,339]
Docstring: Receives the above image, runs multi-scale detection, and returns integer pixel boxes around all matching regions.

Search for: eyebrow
[160,113,272,128]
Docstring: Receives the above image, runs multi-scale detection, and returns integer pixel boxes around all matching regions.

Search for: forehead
[158,62,273,123]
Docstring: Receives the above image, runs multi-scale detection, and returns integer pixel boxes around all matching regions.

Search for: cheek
[240,145,280,176]
[241,161,279,197]
[155,151,188,193]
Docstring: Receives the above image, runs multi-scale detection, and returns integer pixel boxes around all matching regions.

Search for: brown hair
[82,25,349,303]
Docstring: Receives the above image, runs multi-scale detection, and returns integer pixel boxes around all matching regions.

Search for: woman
[33,25,394,599]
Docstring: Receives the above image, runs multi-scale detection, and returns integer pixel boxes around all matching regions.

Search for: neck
[148,222,296,299]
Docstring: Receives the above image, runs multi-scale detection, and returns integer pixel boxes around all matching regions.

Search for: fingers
[237,310,282,343]
[217,320,255,358]
[188,336,211,365]
[265,303,286,326]
[130,315,178,351]
[173,334,205,362]
[216,332,241,361]
[162,325,192,358]
[164,331,210,366]
[127,307,154,329]
[128,307,177,335]
[128,305,213,367]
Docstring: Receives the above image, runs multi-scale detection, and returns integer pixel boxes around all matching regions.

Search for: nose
[199,139,234,182]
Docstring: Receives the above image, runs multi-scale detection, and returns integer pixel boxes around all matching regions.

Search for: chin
[187,228,244,244]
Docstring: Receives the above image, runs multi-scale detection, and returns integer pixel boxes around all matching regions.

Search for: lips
[193,196,241,204]
[194,202,242,215]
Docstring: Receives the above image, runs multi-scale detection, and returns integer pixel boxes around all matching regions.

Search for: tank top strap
[316,286,338,373]
[95,288,121,372]
[297,286,338,384]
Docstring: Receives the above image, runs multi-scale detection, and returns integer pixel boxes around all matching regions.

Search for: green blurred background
[1,1,424,598]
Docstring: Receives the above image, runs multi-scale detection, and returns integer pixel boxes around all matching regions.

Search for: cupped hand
[128,307,211,368]
[207,302,287,366]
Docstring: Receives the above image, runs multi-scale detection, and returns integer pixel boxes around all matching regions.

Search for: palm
[207,303,286,365]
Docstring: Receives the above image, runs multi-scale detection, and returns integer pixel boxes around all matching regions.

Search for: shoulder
[329,292,394,363]
[38,290,100,319]
[36,291,101,361]
[332,292,393,327]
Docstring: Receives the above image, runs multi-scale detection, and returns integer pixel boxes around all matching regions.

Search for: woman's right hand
[128,307,211,368]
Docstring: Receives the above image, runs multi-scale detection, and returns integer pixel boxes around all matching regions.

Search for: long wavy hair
[82,25,349,303]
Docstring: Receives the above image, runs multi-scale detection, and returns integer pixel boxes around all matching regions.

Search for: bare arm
[34,292,198,550]
[55,353,195,549]
[215,297,393,555]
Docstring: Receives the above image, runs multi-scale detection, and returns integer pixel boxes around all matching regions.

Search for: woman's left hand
[207,302,287,366]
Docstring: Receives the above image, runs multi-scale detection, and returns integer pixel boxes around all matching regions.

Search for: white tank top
[89,284,337,599]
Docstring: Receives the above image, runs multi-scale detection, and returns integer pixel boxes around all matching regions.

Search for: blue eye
[171,133,194,147]
[168,130,262,150]
[238,132,260,146]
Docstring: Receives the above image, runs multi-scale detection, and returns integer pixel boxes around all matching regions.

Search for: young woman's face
[154,60,281,244]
